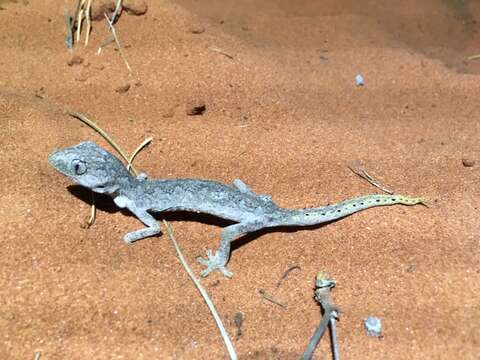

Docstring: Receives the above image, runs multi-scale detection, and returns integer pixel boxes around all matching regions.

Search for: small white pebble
[355,74,365,86]
[364,316,382,337]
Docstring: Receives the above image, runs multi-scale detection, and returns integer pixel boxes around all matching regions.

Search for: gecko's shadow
[68,185,333,252]
[68,186,118,213]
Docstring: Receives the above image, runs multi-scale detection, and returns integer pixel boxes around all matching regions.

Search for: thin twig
[104,13,132,73]
[75,0,86,42]
[348,164,393,194]
[276,265,301,288]
[208,46,234,60]
[97,37,115,54]
[34,351,41,360]
[84,0,93,46]
[111,0,123,24]
[258,289,287,308]
[127,137,153,172]
[330,316,340,360]
[67,111,138,175]
[64,8,74,51]
[86,191,96,227]
[466,54,480,61]
[163,220,238,360]
[301,272,340,360]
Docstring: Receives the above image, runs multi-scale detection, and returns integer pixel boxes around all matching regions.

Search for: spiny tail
[280,194,426,226]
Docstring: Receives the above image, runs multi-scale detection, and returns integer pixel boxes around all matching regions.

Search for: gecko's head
[48,141,132,194]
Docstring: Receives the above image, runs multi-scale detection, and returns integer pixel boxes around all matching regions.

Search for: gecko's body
[49,141,425,277]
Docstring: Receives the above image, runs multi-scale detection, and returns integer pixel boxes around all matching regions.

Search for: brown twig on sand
[276,265,301,288]
[258,289,287,308]
[208,46,234,60]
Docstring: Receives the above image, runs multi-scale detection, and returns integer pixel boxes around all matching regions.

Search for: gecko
[48,141,426,278]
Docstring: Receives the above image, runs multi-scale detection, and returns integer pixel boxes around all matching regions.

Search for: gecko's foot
[196,250,233,278]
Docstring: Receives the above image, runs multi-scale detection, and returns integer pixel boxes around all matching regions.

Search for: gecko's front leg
[114,195,161,243]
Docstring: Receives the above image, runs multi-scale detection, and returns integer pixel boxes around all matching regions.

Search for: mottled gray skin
[49,141,425,278]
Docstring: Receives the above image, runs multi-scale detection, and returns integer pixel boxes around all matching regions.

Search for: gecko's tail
[279,194,427,227]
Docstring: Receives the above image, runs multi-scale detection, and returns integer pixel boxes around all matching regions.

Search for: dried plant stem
[467,54,480,61]
[301,273,340,360]
[208,46,234,60]
[348,164,393,194]
[163,220,238,360]
[84,0,93,46]
[104,13,132,73]
[75,0,87,42]
[127,137,153,172]
[111,0,123,23]
[64,8,74,51]
[86,191,96,227]
[67,111,138,175]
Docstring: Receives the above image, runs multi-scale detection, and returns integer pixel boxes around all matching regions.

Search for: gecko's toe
[196,250,233,278]
[123,235,135,244]
[196,256,209,266]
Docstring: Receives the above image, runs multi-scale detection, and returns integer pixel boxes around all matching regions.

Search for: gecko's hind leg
[197,222,261,278]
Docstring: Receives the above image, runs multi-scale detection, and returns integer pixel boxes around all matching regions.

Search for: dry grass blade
[208,46,234,60]
[86,191,96,227]
[75,0,87,42]
[104,13,132,73]
[64,8,74,51]
[67,111,138,175]
[258,289,287,308]
[127,137,153,172]
[163,220,238,360]
[348,163,393,194]
[111,0,123,24]
[466,54,480,61]
[84,0,93,46]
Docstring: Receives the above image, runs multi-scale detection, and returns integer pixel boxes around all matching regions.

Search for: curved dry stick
[163,220,238,360]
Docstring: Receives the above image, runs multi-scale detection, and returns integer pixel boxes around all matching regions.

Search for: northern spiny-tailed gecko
[49,141,426,277]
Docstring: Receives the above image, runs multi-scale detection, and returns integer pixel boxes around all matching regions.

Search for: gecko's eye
[71,159,87,175]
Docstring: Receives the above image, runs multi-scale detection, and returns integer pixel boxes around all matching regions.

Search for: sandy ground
[1,0,479,359]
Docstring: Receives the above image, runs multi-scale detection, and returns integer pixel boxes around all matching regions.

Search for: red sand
[1,0,479,359]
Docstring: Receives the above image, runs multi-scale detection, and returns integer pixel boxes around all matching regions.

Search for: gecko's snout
[48,149,65,169]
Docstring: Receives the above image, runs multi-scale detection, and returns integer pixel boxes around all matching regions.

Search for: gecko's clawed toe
[196,250,233,278]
